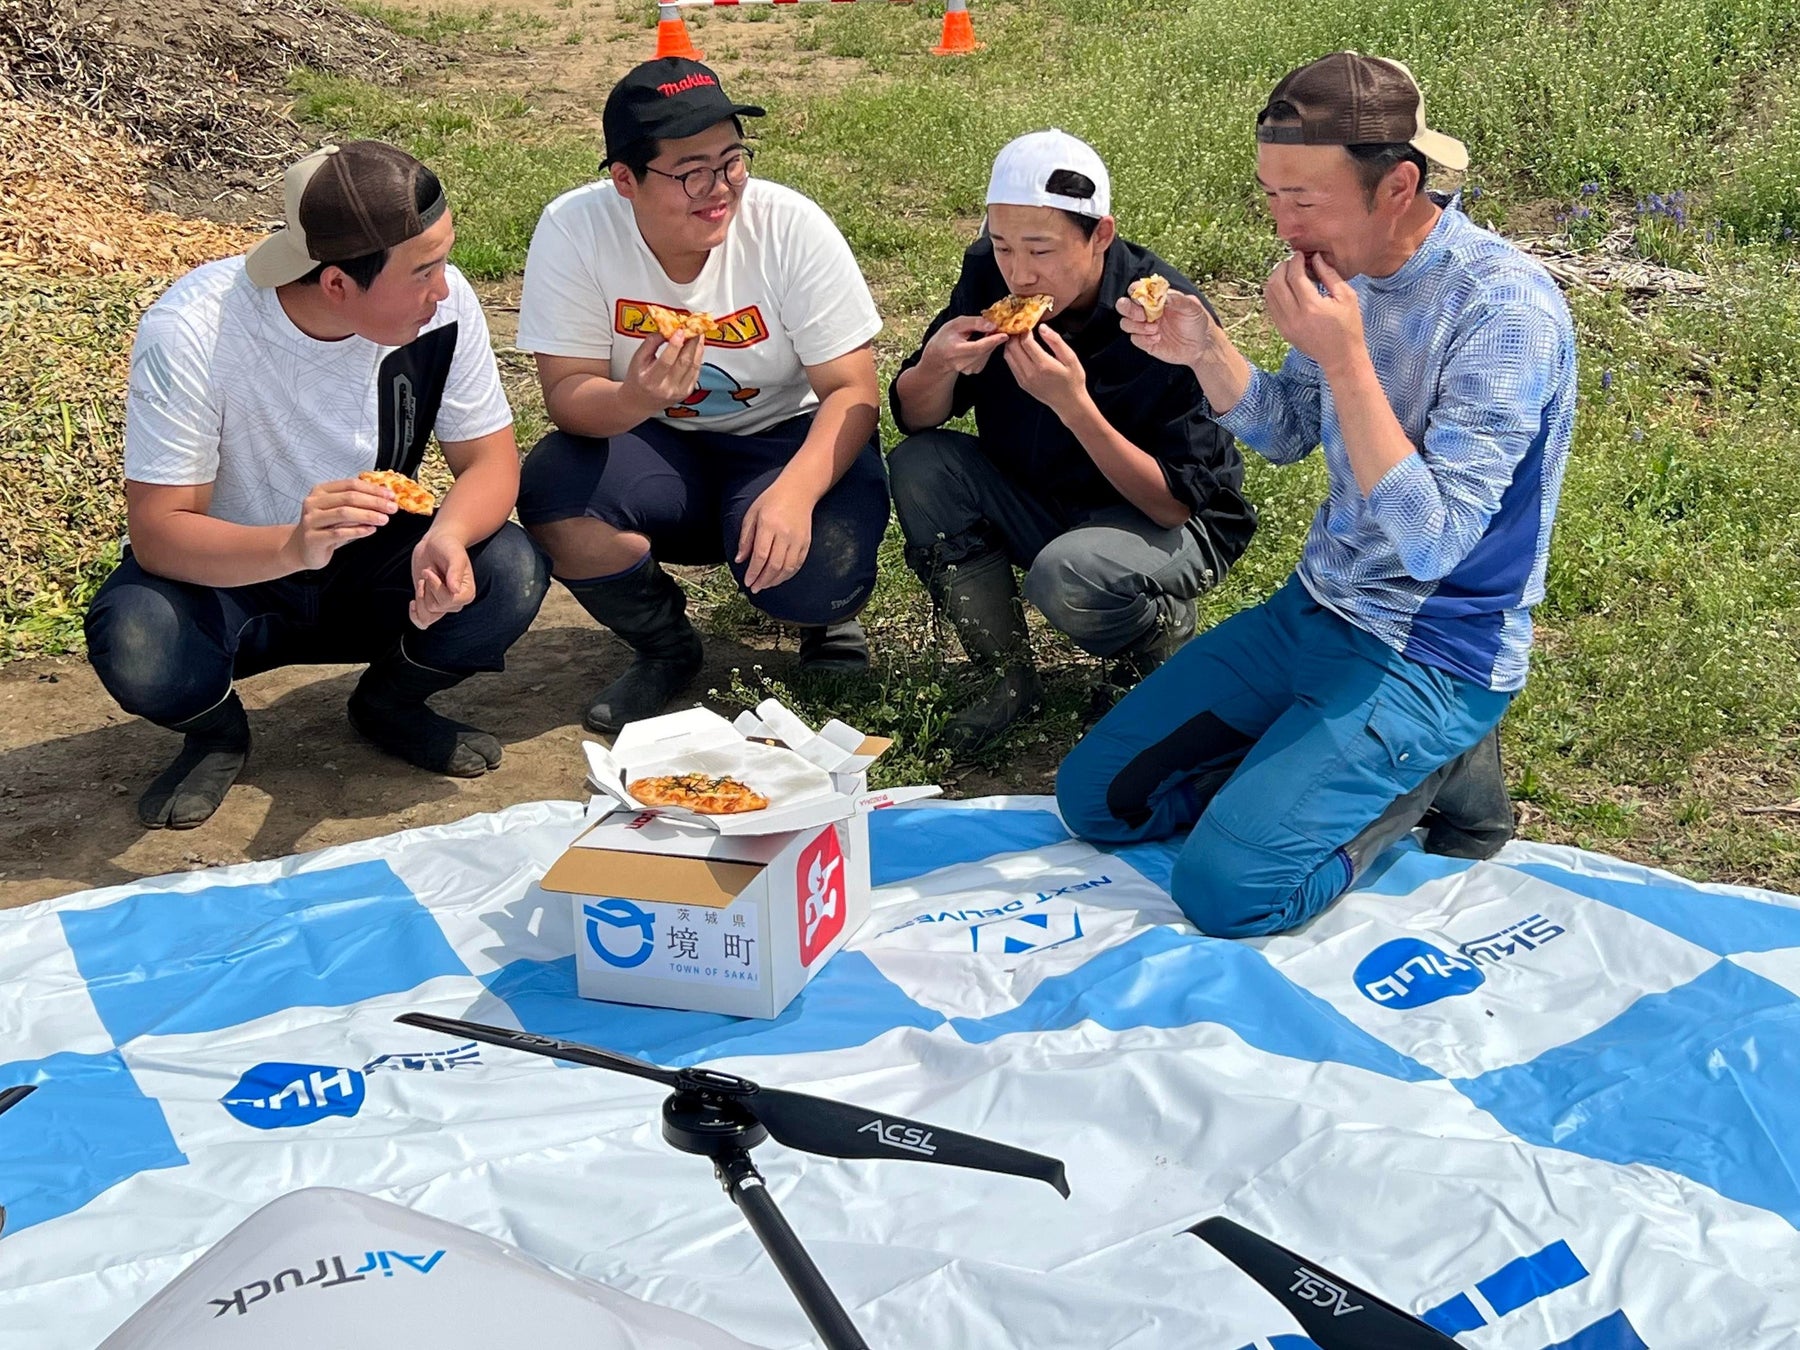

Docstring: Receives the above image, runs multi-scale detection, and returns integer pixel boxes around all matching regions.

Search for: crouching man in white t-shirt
[514,58,887,734]
[84,141,550,829]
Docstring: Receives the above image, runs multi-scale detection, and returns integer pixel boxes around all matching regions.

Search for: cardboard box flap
[744,700,892,773]
[572,809,793,863]
[611,707,742,755]
[542,846,765,909]
[583,741,642,814]
[817,718,891,770]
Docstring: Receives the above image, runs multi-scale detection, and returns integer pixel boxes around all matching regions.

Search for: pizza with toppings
[981,293,1055,336]
[628,773,771,815]
[645,304,714,342]
[357,470,437,515]
[1128,274,1171,321]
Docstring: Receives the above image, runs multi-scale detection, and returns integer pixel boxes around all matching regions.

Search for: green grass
[7,0,1800,882]
[0,278,140,661]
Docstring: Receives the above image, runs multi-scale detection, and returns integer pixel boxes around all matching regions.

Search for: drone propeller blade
[745,1086,1069,1197]
[1188,1217,1458,1350]
[396,1014,681,1090]
[0,1085,34,1119]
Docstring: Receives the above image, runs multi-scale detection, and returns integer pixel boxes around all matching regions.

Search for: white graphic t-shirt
[123,257,512,528]
[515,177,881,435]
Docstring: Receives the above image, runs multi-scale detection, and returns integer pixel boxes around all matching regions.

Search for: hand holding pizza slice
[645,304,715,343]
[1127,274,1171,322]
[981,293,1055,337]
[357,470,437,515]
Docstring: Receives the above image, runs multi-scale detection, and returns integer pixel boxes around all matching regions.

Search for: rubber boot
[797,619,870,675]
[1421,727,1514,859]
[138,690,250,830]
[563,558,704,735]
[932,552,1042,757]
[1090,594,1197,716]
[1337,761,1456,886]
[347,649,502,778]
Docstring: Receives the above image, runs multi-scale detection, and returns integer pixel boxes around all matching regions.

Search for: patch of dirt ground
[0,590,1042,908]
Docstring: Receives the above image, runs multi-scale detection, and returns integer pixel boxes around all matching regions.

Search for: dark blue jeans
[517,414,890,626]
[85,515,548,729]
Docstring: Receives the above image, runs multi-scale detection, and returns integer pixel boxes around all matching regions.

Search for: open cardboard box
[540,701,939,1019]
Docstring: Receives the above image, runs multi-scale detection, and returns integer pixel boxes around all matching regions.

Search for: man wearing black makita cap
[1058,53,1576,938]
[889,129,1255,756]
[85,140,549,829]
[515,58,887,733]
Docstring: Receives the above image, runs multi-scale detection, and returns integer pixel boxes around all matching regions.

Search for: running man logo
[797,826,846,967]
[614,300,770,349]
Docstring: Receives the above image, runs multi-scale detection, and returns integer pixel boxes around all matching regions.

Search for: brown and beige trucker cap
[1255,52,1469,172]
[244,141,447,288]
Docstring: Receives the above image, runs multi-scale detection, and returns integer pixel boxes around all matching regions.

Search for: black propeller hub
[675,1066,759,1098]
[663,1090,768,1157]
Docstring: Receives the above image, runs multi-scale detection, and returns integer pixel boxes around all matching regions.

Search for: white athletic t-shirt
[123,257,512,527]
[515,177,880,435]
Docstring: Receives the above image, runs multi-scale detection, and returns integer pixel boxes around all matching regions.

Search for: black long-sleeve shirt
[892,234,1256,563]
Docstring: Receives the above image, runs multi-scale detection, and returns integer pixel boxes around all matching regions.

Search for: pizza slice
[628,773,771,815]
[644,303,714,343]
[981,293,1055,336]
[1128,273,1171,321]
[357,469,437,515]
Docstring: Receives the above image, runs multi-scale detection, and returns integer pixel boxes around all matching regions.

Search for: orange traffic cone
[930,0,982,54]
[653,2,704,60]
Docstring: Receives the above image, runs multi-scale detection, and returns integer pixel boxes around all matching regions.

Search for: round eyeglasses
[644,149,755,200]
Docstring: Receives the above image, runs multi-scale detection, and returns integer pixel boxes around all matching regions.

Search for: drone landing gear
[665,1091,871,1350]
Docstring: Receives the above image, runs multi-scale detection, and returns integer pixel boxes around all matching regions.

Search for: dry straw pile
[0,0,420,276]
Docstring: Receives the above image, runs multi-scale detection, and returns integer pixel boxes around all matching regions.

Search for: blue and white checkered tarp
[3,796,1798,1348]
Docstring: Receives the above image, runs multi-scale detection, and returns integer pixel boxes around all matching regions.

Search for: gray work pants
[889,428,1228,658]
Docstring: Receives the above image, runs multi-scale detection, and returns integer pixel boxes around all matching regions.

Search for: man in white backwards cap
[889,129,1255,755]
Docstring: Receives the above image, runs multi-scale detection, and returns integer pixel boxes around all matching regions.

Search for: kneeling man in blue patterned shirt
[1056,52,1577,937]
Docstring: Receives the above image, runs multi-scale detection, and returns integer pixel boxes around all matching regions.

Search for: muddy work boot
[1420,727,1514,859]
[1337,728,1514,886]
[797,619,870,675]
[1090,594,1197,716]
[932,552,1043,758]
[563,558,705,735]
[138,690,251,830]
[348,650,503,778]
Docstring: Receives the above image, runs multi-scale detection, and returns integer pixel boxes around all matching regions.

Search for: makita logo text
[858,1119,937,1156]
[209,1249,445,1318]
[1291,1266,1362,1317]
[657,73,718,96]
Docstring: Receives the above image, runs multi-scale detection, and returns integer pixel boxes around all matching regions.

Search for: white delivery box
[539,701,938,1019]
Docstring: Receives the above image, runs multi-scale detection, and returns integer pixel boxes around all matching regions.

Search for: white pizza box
[581,702,893,836]
[542,702,940,1018]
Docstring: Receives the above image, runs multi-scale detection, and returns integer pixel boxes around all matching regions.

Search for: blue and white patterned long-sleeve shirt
[1217,200,1576,692]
